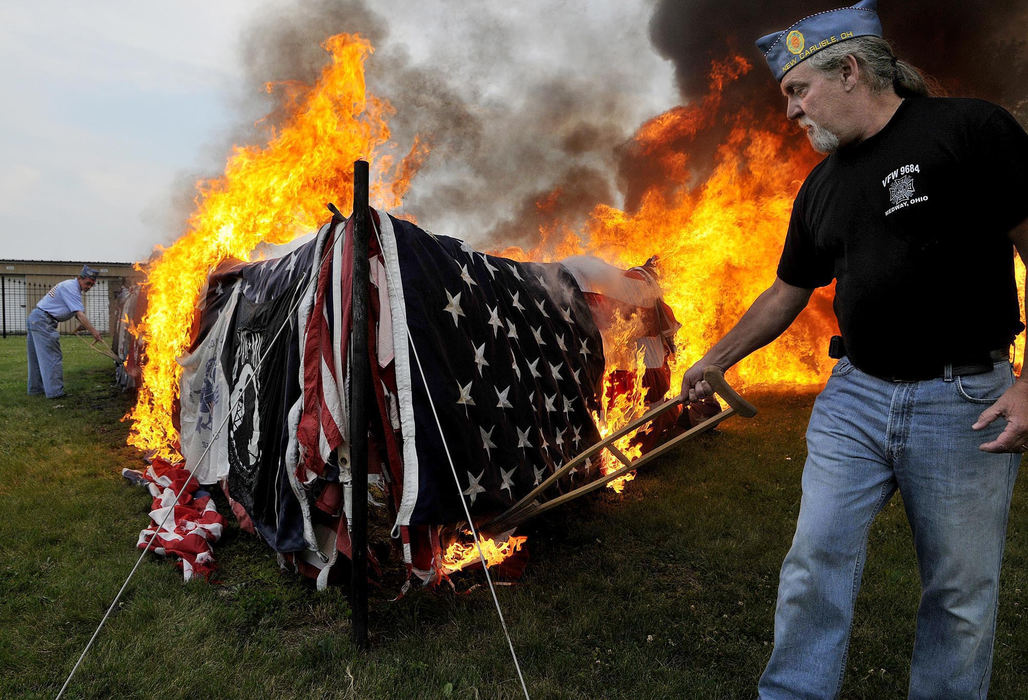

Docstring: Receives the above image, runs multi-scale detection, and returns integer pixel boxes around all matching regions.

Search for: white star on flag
[456,380,475,407]
[480,425,497,459]
[517,426,532,449]
[563,394,575,415]
[478,253,499,278]
[459,263,478,289]
[544,394,557,413]
[549,361,563,381]
[473,342,489,375]
[556,333,567,352]
[463,470,487,505]
[579,337,591,358]
[512,359,521,380]
[540,434,549,450]
[531,326,546,346]
[561,306,573,323]
[459,239,474,256]
[496,385,513,409]
[555,427,565,446]
[500,466,517,496]
[488,305,504,336]
[509,263,524,282]
[511,291,525,312]
[527,358,542,378]
[534,298,549,318]
[573,367,581,383]
[443,290,464,327]
[573,424,582,447]
[507,319,519,340]
[533,465,546,486]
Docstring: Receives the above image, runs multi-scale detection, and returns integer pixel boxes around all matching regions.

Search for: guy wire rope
[58,215,347,697]
[370,216,531,700]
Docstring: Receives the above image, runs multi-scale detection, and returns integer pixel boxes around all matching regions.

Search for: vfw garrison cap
[755,0,883,81]
[80,265,99,279]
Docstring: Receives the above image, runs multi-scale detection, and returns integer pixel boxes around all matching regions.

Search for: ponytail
[809,36,938,97]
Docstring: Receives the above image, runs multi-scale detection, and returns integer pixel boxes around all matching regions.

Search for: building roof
[1,258,137,266]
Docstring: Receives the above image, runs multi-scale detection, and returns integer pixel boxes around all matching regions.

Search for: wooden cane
[483,367,756,532]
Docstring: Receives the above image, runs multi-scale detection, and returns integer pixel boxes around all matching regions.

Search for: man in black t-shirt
[680,1,1028,697]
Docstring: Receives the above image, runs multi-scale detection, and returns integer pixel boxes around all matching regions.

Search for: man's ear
[841,54,859,91]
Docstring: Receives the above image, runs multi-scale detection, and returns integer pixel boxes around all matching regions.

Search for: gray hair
[807,36,936,98]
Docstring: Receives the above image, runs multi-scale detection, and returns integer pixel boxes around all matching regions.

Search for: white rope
[62,212,531,700]
[371,218,531,700]
[58,220,345,698]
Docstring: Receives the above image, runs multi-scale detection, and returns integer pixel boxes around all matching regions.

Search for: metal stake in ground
[350,159,370,651]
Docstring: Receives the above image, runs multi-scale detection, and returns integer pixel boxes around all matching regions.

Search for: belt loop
[943,362,954,382]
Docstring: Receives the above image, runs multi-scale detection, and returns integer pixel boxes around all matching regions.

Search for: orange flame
[504,57,835,393]
[592,312,648,492]
[128,34,423,457]
[441,531,528,574]
[495,57,825,495]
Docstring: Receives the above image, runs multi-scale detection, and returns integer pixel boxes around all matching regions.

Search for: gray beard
[805,121,840,154]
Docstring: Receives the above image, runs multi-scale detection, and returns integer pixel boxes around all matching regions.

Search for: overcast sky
[0,1,676,264]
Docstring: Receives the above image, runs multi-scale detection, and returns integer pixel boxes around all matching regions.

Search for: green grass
[0,336,1025,698]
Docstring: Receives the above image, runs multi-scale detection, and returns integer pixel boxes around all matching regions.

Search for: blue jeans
[758,356,1020,699]
[26,307,65,398]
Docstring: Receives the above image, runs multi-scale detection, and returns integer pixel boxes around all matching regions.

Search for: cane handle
[702,366,757,418]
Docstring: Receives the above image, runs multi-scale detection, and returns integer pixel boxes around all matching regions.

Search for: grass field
[0,335,1025,698]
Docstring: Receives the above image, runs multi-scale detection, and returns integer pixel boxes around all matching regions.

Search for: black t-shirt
[778,97,1028,379]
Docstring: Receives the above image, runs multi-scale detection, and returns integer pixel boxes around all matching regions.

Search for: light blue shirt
[36,279,84,322]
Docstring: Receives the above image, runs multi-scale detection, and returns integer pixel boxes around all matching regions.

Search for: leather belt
[43,310,60,324]
[881,349,1008,383]
[940,348,1010,376]
[828,336,1010,382]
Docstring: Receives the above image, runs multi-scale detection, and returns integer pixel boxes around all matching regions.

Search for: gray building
[1,260,143,337]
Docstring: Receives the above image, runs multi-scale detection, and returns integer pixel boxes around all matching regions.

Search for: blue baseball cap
[80,265,99,279]
[756,0,883,82]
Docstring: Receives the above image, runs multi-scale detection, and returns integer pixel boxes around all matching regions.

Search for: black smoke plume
[650,0,1028,119]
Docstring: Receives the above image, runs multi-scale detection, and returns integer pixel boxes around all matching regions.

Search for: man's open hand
[974,380,1028,453]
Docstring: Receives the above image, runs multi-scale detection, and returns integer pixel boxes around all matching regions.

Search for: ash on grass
[1,338,1025,698]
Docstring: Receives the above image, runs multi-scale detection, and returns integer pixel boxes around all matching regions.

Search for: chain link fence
[1,277,112,337]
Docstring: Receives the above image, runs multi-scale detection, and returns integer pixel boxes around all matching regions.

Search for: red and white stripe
[136,459,225,582]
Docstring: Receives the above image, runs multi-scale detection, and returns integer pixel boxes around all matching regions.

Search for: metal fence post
[350,160,370,650]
